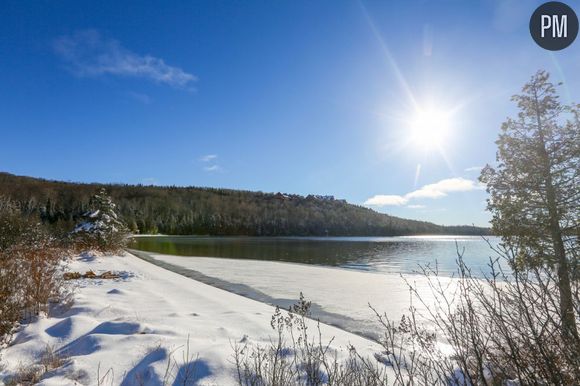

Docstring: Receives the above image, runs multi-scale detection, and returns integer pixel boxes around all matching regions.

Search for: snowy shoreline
[0,252,389,385]
[132,250,451,341]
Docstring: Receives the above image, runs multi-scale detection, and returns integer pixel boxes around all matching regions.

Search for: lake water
[131,235,500,278]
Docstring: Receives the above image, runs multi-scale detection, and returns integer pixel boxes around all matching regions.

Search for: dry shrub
[63,270,122,281]
[370,242,580,385]
[0,202,29,345]
[232,293,389,386]
[63,271,82,280]
[233,242,579,386]
[4,363,44,386]
[14,229,69,318]
[39,344,68,373]
[0,253,22,345]
[4,345,69,385]
[71,231,128,255]
[0,198,72,346]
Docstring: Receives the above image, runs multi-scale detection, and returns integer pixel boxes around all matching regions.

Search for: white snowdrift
[0,253,388,385]
[145,253,454,339]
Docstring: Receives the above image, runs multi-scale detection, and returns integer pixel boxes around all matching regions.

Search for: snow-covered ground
[0,253,389,385]
[136,252,453,340]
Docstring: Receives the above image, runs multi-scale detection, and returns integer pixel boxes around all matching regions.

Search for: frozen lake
[130,235,501,340]
[131,235,500,278]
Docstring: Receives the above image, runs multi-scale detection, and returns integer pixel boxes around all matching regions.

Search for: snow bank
[0,253,386,385]
[138,252,453,340]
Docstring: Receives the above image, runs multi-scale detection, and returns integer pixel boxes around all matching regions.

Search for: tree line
[0,173,488,237]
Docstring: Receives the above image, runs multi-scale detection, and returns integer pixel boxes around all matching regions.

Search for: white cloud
[203,165,222,172]
[406,178,482,199]
[407,204,426,209]
[53,30,197,88]
[364,177,484,207]
[364,195,408,206]
[464,166,483,172]
[200,154,218,162]
[199,154,222,172]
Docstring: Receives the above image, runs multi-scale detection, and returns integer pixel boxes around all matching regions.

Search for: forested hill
[0,172,489,236]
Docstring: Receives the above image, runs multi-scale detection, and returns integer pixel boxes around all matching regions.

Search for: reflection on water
[131,235,500,277]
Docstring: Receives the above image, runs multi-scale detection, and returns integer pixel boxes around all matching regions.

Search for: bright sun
[409,108,452,151]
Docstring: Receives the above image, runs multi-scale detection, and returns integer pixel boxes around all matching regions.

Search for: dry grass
[233,244,579,386]
[232,293,390,386]
[63,270,121,280]
[5,345,69,386]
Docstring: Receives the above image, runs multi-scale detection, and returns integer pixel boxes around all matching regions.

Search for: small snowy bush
[72,188,128,253]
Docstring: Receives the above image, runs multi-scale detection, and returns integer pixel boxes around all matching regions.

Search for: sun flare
[409,108,452,151]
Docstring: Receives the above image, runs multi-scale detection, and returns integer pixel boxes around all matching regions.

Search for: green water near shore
[131,235,499,277]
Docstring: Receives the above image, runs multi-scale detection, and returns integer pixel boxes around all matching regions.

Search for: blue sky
[1,0,579,227]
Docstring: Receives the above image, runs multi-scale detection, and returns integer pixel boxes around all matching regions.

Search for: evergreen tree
[73,188,128,252]
[480,71,579,341]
